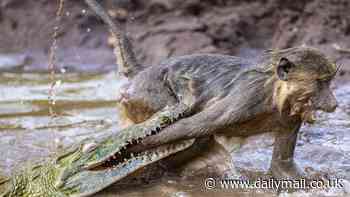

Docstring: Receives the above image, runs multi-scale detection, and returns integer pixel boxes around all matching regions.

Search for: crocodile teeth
[179,112,184,118]
[151,153,157,160]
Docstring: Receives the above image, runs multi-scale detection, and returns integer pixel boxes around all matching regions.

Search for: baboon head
[273,47,338,124]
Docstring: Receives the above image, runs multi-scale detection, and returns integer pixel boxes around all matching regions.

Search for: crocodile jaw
[62,104,193,196]
[65,139,194,197]
[84,104,190,169]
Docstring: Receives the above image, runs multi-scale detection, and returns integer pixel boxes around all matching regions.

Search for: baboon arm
[269,124,304,178]
[272,127,300,161]
[139,97,249,148]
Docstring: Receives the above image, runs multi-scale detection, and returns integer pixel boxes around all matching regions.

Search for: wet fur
[85,0,338,179]
[118,48,337,179]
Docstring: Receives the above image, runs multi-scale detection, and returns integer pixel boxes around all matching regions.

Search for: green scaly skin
[0,104,194,197]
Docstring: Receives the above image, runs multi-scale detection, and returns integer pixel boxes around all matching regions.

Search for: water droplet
[55,80,62,87]
[54,138,60,144]
[172,191,189,197]
[82,9,87,14]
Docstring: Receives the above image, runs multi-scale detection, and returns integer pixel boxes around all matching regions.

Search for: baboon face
[275,48,338,123]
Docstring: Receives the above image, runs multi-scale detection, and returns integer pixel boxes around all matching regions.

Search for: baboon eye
[277,58,295,81]
[279,58,293,73]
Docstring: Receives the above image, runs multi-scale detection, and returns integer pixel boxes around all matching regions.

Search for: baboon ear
[277,58,294,81]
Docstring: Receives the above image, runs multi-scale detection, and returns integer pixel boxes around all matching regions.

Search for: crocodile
[0,104,194,197]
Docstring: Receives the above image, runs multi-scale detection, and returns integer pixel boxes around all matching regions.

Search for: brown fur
[86,0,338,179]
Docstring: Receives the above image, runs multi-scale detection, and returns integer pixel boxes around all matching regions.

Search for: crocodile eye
[82,142,97,153]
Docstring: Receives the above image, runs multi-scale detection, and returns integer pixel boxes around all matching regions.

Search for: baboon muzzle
[313,88,338,113]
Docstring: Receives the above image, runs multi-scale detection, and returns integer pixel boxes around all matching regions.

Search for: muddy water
[0,71,349,196]
[0,72,121,174]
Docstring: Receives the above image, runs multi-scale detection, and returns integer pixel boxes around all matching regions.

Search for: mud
[0,0,349,75]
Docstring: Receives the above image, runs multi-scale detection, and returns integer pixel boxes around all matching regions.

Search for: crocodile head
[0,104,194,197]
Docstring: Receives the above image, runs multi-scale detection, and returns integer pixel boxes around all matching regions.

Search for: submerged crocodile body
[0,104,194,197]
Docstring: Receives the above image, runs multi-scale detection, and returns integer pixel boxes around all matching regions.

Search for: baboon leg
[269,124,305,179]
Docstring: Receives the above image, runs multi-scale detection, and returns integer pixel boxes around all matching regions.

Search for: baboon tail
[85,0,142,78]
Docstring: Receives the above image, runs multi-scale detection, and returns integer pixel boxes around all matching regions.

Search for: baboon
[85,0,338,178]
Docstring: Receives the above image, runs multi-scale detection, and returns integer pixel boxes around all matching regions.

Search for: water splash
[48,0,65,117]
[47,0,65,151]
